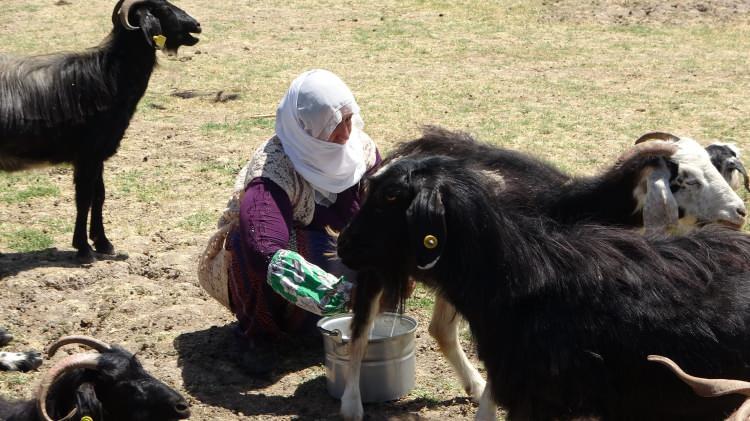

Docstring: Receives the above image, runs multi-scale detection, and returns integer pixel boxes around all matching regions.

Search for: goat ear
[406,185,446,270]
[75,382,104,420]
[134,8,164,49]
[642,161,679,233]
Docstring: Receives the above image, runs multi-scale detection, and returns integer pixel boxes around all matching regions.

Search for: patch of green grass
[178,210,217,233]
[200,117,275,134]
[114,169,169,203]
[2,228,54,252]
[1,372,29,386]
[198,160,241,178]
[409,387,441,405]
[39,217,74,235]
[407,286,434,310]
[0,173,60,204]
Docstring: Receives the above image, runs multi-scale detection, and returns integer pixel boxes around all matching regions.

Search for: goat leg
[475,379,497,421]
[340,278,383,421]
[89,161,114,255]
[73,162,96,263]
[429,295,486,401]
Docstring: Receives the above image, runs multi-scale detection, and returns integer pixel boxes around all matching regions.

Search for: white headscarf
[275,69,367,197]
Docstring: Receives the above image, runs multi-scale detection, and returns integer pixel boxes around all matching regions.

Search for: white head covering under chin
[275,69,367,200]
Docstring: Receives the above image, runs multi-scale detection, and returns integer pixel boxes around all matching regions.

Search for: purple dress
[228,155,379,341]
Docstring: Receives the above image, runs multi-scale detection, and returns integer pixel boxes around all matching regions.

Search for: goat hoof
[75,248,96,264]
[340,397,364,421]
[467,379,487,402]
[94,240,115,255]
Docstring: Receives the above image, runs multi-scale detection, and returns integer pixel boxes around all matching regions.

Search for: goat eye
[385,194,397,202]
[684,179,701,187]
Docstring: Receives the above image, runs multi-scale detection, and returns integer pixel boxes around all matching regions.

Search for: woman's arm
[238,177,294,267]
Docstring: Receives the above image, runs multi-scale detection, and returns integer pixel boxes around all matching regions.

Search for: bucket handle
[318,326,346,344]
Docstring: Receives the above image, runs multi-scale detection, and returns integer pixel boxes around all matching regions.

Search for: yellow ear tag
[423,235,438,249]
[81,417,94,421]
[152,35,167,50]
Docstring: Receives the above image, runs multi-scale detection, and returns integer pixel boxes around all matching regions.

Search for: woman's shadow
[174,323,342,418]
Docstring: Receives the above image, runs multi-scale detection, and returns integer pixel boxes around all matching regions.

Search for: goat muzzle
[118,0,149,30]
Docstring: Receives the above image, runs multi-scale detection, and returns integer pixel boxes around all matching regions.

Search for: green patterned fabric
[267,249,352,316]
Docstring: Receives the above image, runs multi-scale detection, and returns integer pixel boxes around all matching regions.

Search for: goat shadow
[174,324,474,419]
[0,248,128,278]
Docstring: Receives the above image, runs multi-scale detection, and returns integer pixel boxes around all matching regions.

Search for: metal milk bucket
[317,312,417,403]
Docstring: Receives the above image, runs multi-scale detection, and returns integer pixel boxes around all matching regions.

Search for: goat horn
[118,0,149,31]
[37,353,102,421]
[731,159,750,193]
[614,140,678,168]
[635,132,681,144]
[648,355,750,397]
[47,336,112,358]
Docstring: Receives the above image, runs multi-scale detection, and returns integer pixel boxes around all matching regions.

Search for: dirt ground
[2,0,750,420]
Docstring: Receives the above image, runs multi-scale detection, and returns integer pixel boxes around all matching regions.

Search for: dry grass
[2,0,750,419]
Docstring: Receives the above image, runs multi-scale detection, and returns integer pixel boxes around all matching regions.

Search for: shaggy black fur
[339,155,750,420]
[0,0,200,262]
[0,345,190,420]
[385,126,680,227]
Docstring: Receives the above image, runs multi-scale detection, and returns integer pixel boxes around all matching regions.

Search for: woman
[199,69,380,372]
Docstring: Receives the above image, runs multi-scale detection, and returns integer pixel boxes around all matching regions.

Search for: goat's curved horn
[37,353,102,421]
[635,132,681,144]
[648,355,750,397]
[731,159,750,193]
[615,140,679,168]
[47,336,112,358]
[118,0,149,31]
[732,399,750,421]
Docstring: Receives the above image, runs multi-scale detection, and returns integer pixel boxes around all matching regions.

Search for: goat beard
[357,268,411,314]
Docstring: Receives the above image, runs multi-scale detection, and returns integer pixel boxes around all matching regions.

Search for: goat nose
[737,207,747,218]
[174,401,190,418]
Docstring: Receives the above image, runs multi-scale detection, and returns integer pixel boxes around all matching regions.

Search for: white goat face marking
[373,157,401,178]
[672,138,746,227]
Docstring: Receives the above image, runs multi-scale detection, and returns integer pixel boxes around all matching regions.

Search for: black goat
[0,336,190,421]
[338,156,750,421]
[333,127,748,419]
[0,0,201,262]
[0,326,42,372]
[706,143,750,193]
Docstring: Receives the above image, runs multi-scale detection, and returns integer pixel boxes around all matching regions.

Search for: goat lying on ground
[706,142,750,192]
[0,0,201,262]
[338,155,750,420]
[0,335,190,421]
[0,327,42,372]
[336,127,748,420]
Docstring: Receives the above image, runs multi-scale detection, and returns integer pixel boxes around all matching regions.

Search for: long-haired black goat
[0,0,200,262]
[0,336,190,421]
[338,156,750,421]
[334,127,748,420]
